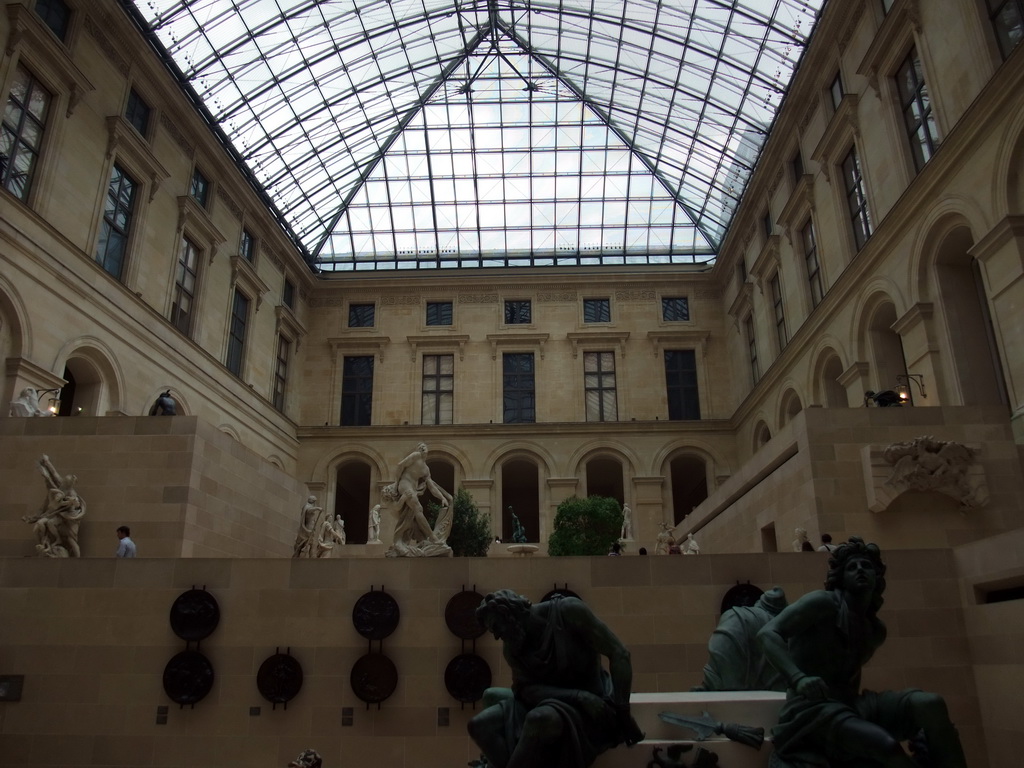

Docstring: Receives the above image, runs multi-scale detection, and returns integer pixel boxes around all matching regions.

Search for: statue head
[307,495,317,504]
[825,536,887,613]
[417,442,428,454]
[477,589,532,652]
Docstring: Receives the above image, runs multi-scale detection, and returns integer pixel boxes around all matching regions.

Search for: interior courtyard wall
[0,417,304,558]
[0,551,988,768]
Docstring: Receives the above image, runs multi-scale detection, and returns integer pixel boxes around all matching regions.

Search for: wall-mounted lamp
[895,374,926,405]
[36,388,62,415]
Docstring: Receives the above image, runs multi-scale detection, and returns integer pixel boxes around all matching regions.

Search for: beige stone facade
[2,0,1024,765]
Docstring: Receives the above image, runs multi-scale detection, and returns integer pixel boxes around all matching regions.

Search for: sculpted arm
[757,591,835,700]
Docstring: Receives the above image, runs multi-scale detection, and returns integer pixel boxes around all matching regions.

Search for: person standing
[115,526,136,557]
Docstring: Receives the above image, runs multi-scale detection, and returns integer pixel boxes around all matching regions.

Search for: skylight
[126,0,825,270]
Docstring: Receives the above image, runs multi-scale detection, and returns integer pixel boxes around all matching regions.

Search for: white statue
[620,504,634,541]
[682,532,700,555]
[9,387,51,417]
[792,527,810,552]
[315,514,346,558]
[381,443,453,557]
[367,504,381,543]
[23,455,85,557]
[655,522,675,555]
[292,495,322,558]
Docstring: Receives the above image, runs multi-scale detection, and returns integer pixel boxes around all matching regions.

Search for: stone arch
[496,450,545,543]
[568,443,640,506]
[334,456,374,544]
[777,388,803,428]
[929,224,1008,406]
[854,289,910,396]
[811,346,848,407]
[911,203,990,304]
[657,445,716,525]
[752,420,772,452]
[52,338,125,416]
[0,280,30,406]
[218,424,241,441]
[267,454,286,471]
[995,109,1024,218]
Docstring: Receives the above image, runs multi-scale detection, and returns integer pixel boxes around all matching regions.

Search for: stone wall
[0,550,988,768]
[683,406,1024,554]
[0,417,304,558]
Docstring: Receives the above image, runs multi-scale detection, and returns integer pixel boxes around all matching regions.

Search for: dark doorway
[669,455,708,524]
[335,460,371,543]
[501,459,539,542]
[585,457,624,505]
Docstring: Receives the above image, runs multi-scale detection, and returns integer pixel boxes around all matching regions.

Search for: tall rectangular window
[170,237,200,337]
[190,167,209,207]
[273,335,290,412]
[125,89,150,137]
[426,301,453,326]
[988,0,1024,59]
[503,353,535,423]
[829,72,844,111]
[95,163,137,280]
[745,315,760,385]
[802,220,824,308]
[770,274,788,351]
[283,279,295,310]
[896,49,937,172]
[584,351,617,422]
[348,303,375,327]
[35,0,71,41]
[240,228,256,262]
[664,350,700,420]
[842,146,872,250]
[583,298,611,323]
[226,289,250,377]
[661,296,690,321]
[341,356,374,426]
[2,65,51,201]
[792,149,804,180]
[422,354,454,425]
[504,300,531,324]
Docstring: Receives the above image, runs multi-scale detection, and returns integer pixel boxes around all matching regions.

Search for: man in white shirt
[115,526,136,557]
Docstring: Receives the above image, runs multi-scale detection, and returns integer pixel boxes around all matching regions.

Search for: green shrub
[547,495,624,556]
[426,488,492,557]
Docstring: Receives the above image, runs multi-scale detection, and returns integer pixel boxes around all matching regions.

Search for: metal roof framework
[125,0,825,271]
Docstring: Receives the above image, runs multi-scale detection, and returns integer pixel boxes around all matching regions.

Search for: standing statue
[792,528,811,552]
[620,504,634,541]
[510,507,527,544]
[23,455,86,557]
[655,522,675,555]
[149,390,177,415]
[315,514,346,558]
[367,504,381,543]
[292,495,322,558]
[757,537,967,768]
[468,589,644,768]
[682,532,700,555]
[9,387,52,417]
[381,443,453,557]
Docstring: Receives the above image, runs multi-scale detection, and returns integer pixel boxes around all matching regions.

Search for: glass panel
[130,0,825,269]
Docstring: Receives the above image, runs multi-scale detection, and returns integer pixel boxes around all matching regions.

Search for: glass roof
[125,0,826,270]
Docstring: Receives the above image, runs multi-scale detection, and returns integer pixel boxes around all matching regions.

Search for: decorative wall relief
[862,436,988,513]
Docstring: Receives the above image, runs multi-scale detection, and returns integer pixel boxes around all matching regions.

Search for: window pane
[661,296,689,322]
[170,237,200,336]
[35,0,71,41]
[422,354,454,424]
[125,89,151,136]
[583,298,611,323]
[664,350,700,420]
[2,66,50,201]
[505,300,531,324]
[348,303,375,327]
[503,353,535,423]
[273,336,290,411]
[426,301,453,326]
[96,163,137,280]
[341,356,374,425]
[584,351,616,421]
[226,290,250,376]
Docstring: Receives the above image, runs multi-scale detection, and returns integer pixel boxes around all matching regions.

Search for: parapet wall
[0,416,304,558]
[0,550,989,768]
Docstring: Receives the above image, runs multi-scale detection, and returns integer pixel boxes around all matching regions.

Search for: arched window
[669,454,708,524]
[501,459,539,542]
[335,460,372,543]
[867,300,908,396]
[820,353,847,407]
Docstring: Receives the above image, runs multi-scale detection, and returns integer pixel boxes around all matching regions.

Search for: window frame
[583,350,618,422]
[272,333,291,412]
[745,314,760,386]
[421,353,455,425]
[240,228,257,264]
[661,296,691,323]
[124,87,152,139]
[582,298,611,324]
[663,348,701,421]
[94,161,139,281]
[770,272,788,352]
[425,300,454,326]
[225,287,252,378]
[170,235,202,338]
[503,299,532,325]
[502,352,536,424]
[895,47,938,173]
[842,144,873,251]
[802,218,825,309]
[190,166,210,208]
[1,63,53,203]
[348,302,376,328]
[988,0,1024,59]
[340,355,375,426]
